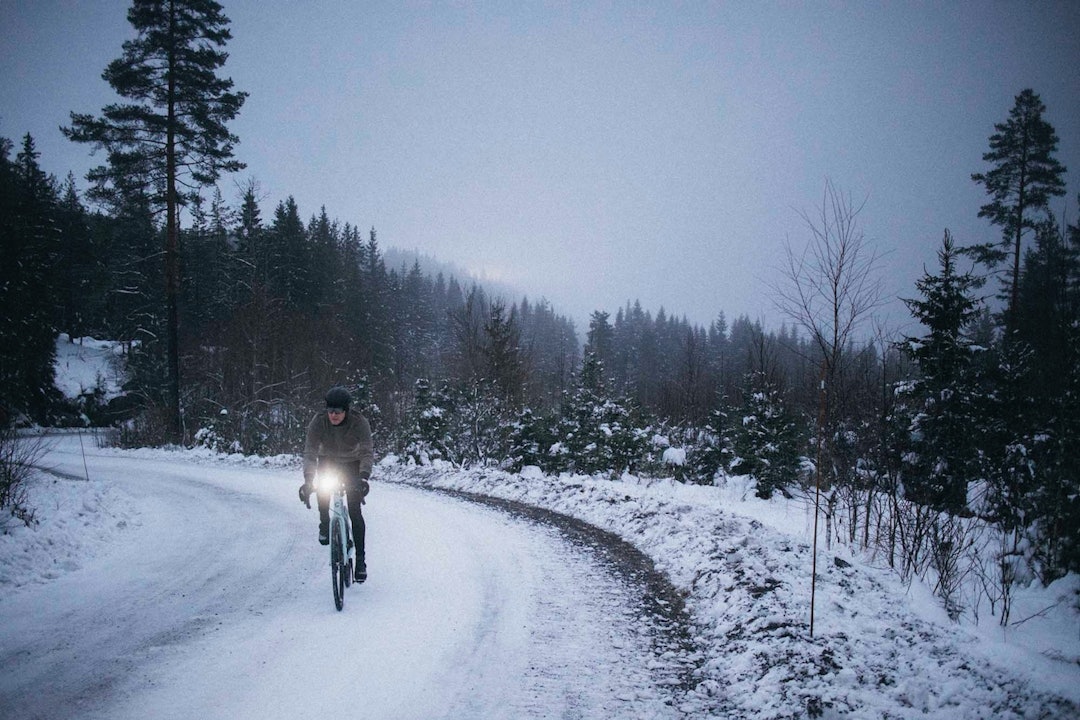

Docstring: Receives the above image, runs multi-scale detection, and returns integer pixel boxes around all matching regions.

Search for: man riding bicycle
[299,386,373,583]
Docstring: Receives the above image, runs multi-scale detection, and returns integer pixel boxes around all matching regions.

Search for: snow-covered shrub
[396,378,515,468]
[686,408,731,485]
[447,382,511,468]
[0,427,45,528]
[548,351,651,477]
[506,406,554,472]
[728,375,803,499]
[192,411,242,454]
[113,405,174,449]
[661,445,688,482]
[554,395,649,477]
[397,378,453,465]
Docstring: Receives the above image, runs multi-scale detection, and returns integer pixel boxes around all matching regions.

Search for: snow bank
[53,334,128,401]
[378,458,1080,720]
[0,468,139,589]
[4,442,1077,719]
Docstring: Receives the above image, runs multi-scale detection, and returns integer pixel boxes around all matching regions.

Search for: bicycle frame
[315,470,354,610]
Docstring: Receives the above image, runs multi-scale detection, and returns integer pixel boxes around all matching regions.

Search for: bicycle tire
[344,518,353,588]
[331,521,344,611]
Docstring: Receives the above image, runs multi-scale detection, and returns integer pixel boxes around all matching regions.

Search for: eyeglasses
[326,407,346,414]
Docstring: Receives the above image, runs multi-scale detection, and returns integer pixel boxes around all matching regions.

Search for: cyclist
[299,386,373,583]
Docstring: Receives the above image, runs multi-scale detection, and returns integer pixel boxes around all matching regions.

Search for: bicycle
[311,469,355,611]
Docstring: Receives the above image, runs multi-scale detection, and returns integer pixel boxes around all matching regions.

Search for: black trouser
[316,460,366,562]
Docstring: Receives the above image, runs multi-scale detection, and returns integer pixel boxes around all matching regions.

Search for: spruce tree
[307,206,339,309]
[729,372,801,499]
[0,135,61,424]
[484,300,525,404]
[556,351,646,476]
[267,197,307,310]
[182,187,234,334]
[63,0,246,440]
[400,378,452,464]
[900,230,983,514]
[506,406,553,472]
[232,178,265,303]
[1015,216,1078,394]
[54,174,103,339]
[96,189,160,347]
[1010,215,1080,582]
[361,228,392,376]
[397,260,437,385]
[688,404,731,485]
[586,311,615,372]
[1046,317,1080,578]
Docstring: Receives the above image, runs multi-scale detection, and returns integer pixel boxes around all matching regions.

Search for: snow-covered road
[1,436,689,719]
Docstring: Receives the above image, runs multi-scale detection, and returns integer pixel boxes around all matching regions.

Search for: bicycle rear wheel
[331,521,345,611]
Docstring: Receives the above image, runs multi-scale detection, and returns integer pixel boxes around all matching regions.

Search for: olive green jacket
[302,410,374,482]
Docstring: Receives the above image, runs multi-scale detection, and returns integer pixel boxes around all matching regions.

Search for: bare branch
[771,179,886,371]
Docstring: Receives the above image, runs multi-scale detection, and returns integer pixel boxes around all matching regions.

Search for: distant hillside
[384,246,558,314]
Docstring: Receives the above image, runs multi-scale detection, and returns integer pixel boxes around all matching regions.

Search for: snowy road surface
[1,436,689,719]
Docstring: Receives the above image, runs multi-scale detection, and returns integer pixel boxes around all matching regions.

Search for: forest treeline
[0,128,795,448]
[1,1,1077,622]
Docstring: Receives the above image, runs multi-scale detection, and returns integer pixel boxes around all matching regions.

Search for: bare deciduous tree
[771,179,886,635]
[774,180,885,392]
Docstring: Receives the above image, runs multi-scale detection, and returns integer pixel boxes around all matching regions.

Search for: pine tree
[969,89,1067,327]
[63,0,247,440]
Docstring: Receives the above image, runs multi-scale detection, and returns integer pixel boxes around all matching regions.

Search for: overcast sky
[3,1,1078,335]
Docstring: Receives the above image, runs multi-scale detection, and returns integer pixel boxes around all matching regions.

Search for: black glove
[298,481,313,508]
[358,479,370,499]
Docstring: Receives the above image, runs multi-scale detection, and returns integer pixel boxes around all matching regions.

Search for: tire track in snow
[432,488,714,718]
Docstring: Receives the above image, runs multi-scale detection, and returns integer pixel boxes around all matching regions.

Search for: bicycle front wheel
[331,521,345,611]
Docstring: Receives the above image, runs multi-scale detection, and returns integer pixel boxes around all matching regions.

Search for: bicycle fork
[331,492,354,566]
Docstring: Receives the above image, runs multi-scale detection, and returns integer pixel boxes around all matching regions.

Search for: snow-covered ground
[3,436,1076,719]
[1,336,1075,718]
[2,436,694,719]
[383,461,1080,719]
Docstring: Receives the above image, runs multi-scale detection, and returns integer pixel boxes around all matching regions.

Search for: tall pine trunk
[165,0,182,441]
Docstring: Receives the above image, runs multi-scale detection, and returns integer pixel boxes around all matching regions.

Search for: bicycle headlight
[314,469,341,492]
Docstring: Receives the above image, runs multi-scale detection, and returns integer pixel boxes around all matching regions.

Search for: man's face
[327,408,346,426]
